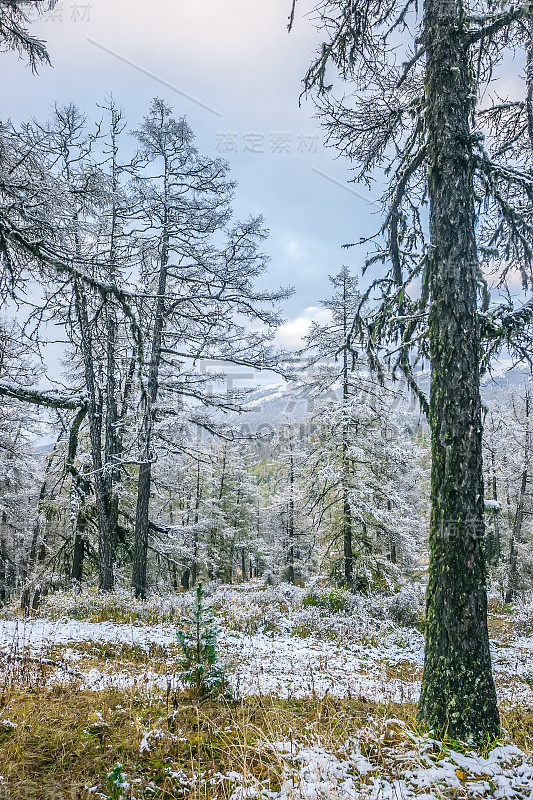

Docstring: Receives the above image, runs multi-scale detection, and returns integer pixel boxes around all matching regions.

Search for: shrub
[211,586,304,634]
[36,586,190,624]
[303,587,354,615]
[385,589,423,629]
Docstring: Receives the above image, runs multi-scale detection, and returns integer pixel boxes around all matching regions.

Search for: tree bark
[71,512,86,583]
[20,433,61,612]
[342,281,353,585]
[132,230,169,598]
[191,459,201,586]
[0,520,6,605]
[418,0,499,741]
[484,447,501,565]
[74,283,117,591]
[287,437,296,584]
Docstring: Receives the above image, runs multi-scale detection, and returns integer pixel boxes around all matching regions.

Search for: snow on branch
[467,5,532,44]
[0,380,87,410]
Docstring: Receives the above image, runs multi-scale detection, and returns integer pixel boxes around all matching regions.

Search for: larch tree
[504,386,533,603]
[0,0,55,71]
[91,99,139,590]
[2,100,141,595]
[303,267,362,585]
[130,99,289,598]
[300,268,426,588]
[1,1,136,323]
[26,103,136,592]
[0,318,43,604]
[291,0,533,740]
[268,426,313,584]
[0,114,138,426]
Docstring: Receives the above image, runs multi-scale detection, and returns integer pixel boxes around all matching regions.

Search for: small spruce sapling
[106,763,130,800]
[176,583,228,698]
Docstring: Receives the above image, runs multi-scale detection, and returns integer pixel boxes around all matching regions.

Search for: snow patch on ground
[2,615,533,706]
[269,736,533,800]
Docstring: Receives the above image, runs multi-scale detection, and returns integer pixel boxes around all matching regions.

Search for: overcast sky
[4,0,387,350]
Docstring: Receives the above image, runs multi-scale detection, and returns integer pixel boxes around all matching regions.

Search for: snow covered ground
[1,585,532,706]
[254,730,533,800]
[2,585,533,799]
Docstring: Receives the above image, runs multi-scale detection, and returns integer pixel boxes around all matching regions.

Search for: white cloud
[285,238,305,261]
[276,306,332,348]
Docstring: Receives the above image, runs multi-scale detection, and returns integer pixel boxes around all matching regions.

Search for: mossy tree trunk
[418,0,499,741]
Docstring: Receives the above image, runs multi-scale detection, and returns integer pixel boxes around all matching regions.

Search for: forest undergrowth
[1,582,533,799]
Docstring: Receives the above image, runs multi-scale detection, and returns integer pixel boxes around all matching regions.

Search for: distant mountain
[228,363,532,436]
[230,382,317,436]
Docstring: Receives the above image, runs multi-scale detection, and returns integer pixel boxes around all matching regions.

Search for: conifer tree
[176,582,227,698]
[292,0,533,740]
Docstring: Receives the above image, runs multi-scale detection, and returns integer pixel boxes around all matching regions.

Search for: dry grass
[0,685,420,800]
[1,593,532,798]
[383,659,423,682]
[487,613,516,642]
[48,641,181,673]
[0,631,532,800]
[500,705,533,752]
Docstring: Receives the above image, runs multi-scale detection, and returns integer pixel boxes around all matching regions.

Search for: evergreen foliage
[106,762,130,800]
[176,583,229,699]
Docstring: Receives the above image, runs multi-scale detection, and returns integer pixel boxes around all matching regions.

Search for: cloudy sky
[5,0,386,349]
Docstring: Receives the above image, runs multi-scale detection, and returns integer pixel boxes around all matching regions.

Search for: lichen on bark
[418,0,499,741]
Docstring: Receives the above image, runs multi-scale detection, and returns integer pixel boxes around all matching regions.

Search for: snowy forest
[2,0,533,798]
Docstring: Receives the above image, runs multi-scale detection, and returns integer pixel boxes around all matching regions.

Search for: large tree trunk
[132,233,168,599]
[418,0,499,741]
[74,283,116,592]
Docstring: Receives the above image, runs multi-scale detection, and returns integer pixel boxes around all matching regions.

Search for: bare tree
[130,100,290,598]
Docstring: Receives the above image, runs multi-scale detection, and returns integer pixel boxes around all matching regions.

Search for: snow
[228,731,533,800]
[1,611,533,705]
[484,499,502,510]
[3,587,533,799]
